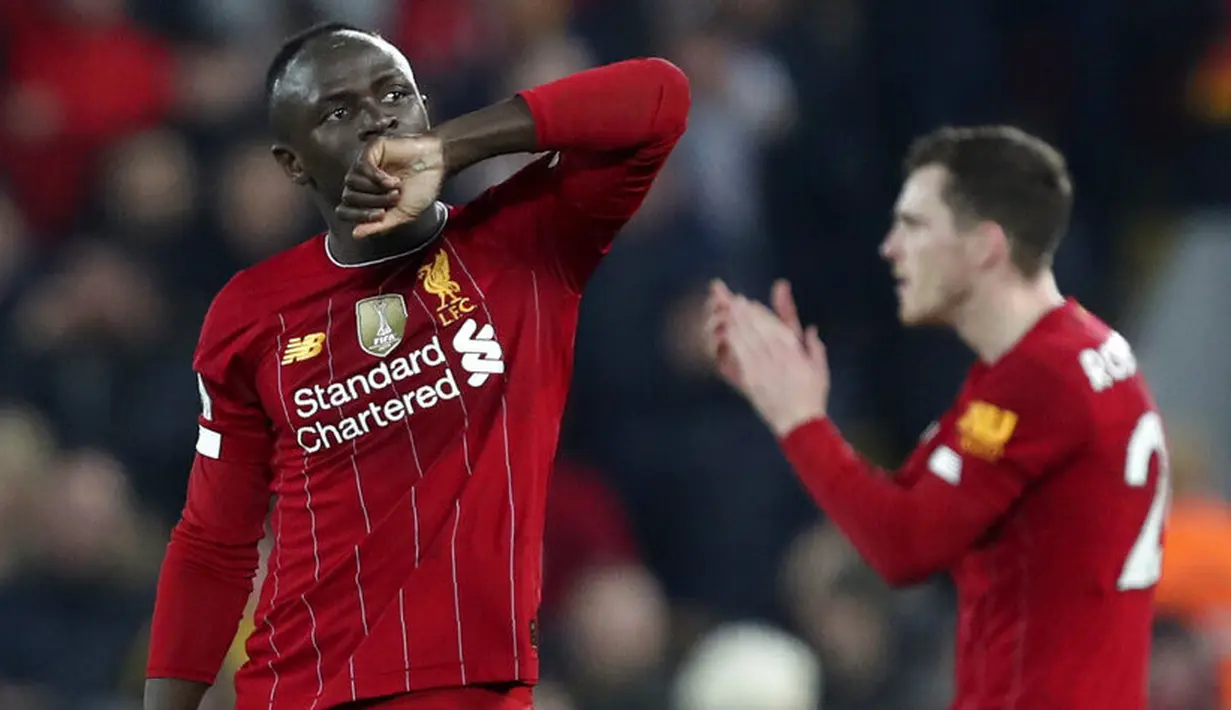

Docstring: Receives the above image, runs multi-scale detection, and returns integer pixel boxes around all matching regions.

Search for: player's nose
[879,231,897,261]
[359,112,399,142]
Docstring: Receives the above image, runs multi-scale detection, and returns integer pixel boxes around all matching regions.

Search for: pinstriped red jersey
[781,300,1163,709]
[146,58,690,710]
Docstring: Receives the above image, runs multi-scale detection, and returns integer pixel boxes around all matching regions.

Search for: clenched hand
[338,134,446,238]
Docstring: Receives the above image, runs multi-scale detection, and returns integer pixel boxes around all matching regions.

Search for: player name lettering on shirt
[1079,332,1137,392]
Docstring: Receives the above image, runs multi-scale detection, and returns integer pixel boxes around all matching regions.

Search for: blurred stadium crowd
[2,0,1231,709]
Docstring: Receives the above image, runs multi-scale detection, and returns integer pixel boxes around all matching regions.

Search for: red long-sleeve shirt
[779,300,1163,710]
[147,58,689,710]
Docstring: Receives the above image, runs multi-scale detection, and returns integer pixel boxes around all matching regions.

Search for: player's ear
[972,221,1010,270]
[272,144,311,186]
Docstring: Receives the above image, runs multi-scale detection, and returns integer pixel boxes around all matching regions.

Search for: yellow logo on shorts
[282,332,326,364]
[957,400,1018,461]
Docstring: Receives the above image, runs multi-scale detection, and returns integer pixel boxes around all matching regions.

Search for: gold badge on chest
[418,250,475,327]
[355,294,409,358]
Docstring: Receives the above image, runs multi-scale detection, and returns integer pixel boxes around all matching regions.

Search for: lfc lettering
[417,250,476,326]
[438,296,475,327]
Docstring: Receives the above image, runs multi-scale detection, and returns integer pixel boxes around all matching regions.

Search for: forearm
[435,97,537,176]
[779,418,995,586]
[435,58,690,175]
[146,524,260,687]
[143,678,210,710]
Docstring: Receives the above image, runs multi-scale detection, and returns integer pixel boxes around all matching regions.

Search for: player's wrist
[771,409,828,439]
[431,97,537,176]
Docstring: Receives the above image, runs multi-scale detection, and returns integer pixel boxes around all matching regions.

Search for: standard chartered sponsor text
[292,335,459,453]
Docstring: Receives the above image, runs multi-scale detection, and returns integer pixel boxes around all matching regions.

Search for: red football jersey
[781,299,1166,710]
[146,59,689,710]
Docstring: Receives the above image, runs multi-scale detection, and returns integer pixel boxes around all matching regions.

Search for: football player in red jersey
[708,126,1166,710]
[143,22,689,710]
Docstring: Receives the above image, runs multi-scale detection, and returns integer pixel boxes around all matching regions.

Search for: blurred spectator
[779,524,910,710]
[0,448,161,706]
[0,0,174,238]
[216,139,313,267]
[541,459,671,709]
[672,621,822,710]
[450,0,597,200]
[171,45,265,131]
[1156,427,1231,709]
[1151,617,1221,710]
[0,405,57,583]
[0,1,1224,707]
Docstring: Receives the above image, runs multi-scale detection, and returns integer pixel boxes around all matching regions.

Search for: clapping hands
[705,279,830,436]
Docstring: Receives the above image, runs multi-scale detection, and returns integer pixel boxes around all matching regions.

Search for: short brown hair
[903,125,1073,277]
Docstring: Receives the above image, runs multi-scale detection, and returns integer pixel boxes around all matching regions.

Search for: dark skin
[144,31,539,710]
[268,30,537,265]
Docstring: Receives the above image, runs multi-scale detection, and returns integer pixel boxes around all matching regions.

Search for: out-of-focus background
[1,0,1230,709]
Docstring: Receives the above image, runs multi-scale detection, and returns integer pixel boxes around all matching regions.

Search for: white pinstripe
[322,300,373,649]
[450,500,466,684]
[264,501,284,710]
[410,285,471,682]
[304,598,324,707]
[399,590,411,692]
[372,280,426,688]
[276,313,324,707]
[361,267,430,694]
[326,300,373,537]
[354,546,370,635]
[445,242,520,675]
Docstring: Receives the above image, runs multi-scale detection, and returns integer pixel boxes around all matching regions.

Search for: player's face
[273,33,429,204]
[880,165,978,325]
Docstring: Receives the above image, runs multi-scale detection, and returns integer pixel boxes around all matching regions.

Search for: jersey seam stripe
[374,279,424,694]
[265,469,285,709]
[445,241,520,677]
[276,312,325,705]
[409,286,470,685]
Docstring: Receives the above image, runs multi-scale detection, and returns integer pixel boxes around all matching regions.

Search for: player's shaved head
[264,22,429,211]
[265,23,413,141]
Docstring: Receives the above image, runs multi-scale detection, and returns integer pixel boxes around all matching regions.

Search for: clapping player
[709,126,1165,710]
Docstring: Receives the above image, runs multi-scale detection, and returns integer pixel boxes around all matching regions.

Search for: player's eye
[383,89,411,104]
[322,106,350,124]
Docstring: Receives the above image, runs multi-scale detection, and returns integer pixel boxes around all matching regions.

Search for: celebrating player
[708,126,1165,710]
[144,23,689,710]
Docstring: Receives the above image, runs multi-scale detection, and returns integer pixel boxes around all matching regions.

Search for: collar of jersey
[324,201,450,269]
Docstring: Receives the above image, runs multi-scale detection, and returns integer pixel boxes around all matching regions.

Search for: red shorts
[340,684,534,710]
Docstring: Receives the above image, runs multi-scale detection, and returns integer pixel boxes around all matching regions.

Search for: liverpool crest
[418,250,475,326]
[355,294,408,357]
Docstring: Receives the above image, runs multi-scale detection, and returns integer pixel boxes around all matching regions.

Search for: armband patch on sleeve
[957,400,1018,461]
[197,425,222,459]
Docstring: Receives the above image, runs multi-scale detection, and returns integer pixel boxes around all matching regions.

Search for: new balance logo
[283,333,326,364]
[452,318,504,387]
